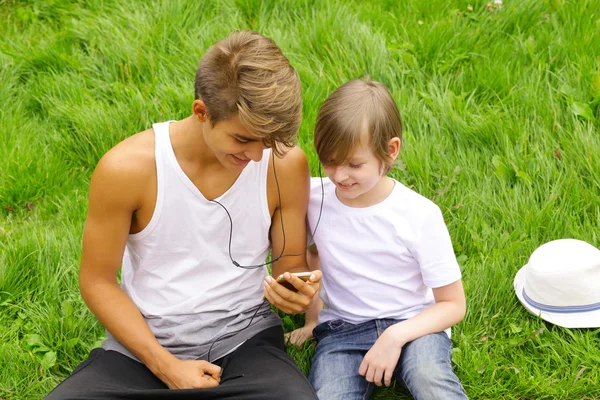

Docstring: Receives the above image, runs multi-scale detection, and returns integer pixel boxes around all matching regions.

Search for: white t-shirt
[308,177,462,333]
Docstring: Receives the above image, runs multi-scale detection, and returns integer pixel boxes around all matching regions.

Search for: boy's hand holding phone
[275,271,313,292]
[263,271,322,314]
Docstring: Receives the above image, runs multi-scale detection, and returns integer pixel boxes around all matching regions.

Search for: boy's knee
[406,361,443,387]
[400,361,466,400]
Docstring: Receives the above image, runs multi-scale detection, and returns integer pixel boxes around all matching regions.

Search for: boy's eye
[349,164,362,169]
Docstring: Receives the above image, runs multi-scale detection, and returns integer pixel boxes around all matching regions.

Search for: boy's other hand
[359,330,403,387]
[285,323,316,347]
[156,358,221,389]
[263,271,322,314]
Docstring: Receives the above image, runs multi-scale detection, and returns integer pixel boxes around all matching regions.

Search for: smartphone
[275,272,312,292]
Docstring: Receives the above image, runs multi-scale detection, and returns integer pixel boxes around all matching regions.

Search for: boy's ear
[192,99,209,122]
[388,137,402,161]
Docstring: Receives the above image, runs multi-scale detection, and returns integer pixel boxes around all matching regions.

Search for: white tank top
[102,121,281,361]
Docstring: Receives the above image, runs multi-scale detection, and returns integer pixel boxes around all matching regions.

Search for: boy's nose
[334,166,349,182]
[245,143,264,162]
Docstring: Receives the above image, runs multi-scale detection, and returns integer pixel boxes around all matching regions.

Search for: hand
[285,323,317,347]
[155,358,222,389]
[359,330,403,387]
[263,271,322,314]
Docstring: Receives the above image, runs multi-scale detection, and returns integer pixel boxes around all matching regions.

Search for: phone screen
[275,272,311,292]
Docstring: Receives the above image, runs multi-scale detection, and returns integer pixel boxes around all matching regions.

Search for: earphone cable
[205,298,269,364]
[210,155,324,269]
[205,156,325,372]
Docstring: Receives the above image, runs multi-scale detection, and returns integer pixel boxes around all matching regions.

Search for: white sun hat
[513,238,600,328]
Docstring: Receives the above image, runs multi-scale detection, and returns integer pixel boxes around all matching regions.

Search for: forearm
[386,300,465,346]
[271,253,310,277]
[80,277,176,375]
[276,265,310,275]
[304,294,322,326]
[304,248,322,325]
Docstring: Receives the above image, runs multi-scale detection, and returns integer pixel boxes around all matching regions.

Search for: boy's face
[202,115,268,172]
[322,140,386,206]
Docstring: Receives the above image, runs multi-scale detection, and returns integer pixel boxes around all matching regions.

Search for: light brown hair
[195,30,302,156]
[314,79,403,174]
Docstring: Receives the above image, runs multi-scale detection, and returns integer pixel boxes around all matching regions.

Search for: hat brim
[514,266,600,329]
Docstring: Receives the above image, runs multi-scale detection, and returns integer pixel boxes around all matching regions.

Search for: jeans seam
[362,382,373,400]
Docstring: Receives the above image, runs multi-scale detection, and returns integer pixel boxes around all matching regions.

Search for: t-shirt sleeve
[411,207,462,288]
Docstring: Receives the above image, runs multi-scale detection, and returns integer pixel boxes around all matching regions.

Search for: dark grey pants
[46,326,317,400]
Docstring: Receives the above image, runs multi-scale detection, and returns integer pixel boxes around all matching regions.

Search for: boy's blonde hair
[314,79,403,174]
[195,30,302,156]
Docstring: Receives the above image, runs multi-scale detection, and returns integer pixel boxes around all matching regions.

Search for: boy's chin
[337,189,363,200]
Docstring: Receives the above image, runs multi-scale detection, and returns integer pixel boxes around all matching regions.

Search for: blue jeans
[308,319,468,400]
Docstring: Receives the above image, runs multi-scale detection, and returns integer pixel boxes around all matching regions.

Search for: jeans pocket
[312,322,329,341]
[312,319,350,342]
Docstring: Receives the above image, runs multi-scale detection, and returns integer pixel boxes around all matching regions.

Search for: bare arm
[384,279,466,345]
[359,279,466,387]
[269,146,310,276]
[263,147,322,314]
[304,245,323,325]
[80,149,172,371]
[285,244,324,347]
[79,143,220,389]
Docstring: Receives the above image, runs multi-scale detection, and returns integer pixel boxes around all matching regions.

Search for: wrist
[144,347,178,379]
[304,319,318,328]
[384,323,410,347]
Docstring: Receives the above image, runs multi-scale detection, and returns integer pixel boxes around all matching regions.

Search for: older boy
[46,30,320,400]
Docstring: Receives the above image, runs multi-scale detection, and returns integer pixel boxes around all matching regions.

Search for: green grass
[1,0,600,398]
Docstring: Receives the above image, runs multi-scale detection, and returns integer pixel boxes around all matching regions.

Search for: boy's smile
[335,182,357,190]
[323,141,392,208]
[231,154,251,167]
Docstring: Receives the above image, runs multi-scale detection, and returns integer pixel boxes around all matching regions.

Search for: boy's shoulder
[389,179,440,216]
[96,128,156,179]
[308,177,442,223]
[91,128,157,198]
[313,179,434,226]
[310,176,334,194]
[309,176,336,207]
[386,181,449,239]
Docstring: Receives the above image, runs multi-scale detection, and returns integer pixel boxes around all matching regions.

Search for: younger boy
[288,79,468,399]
